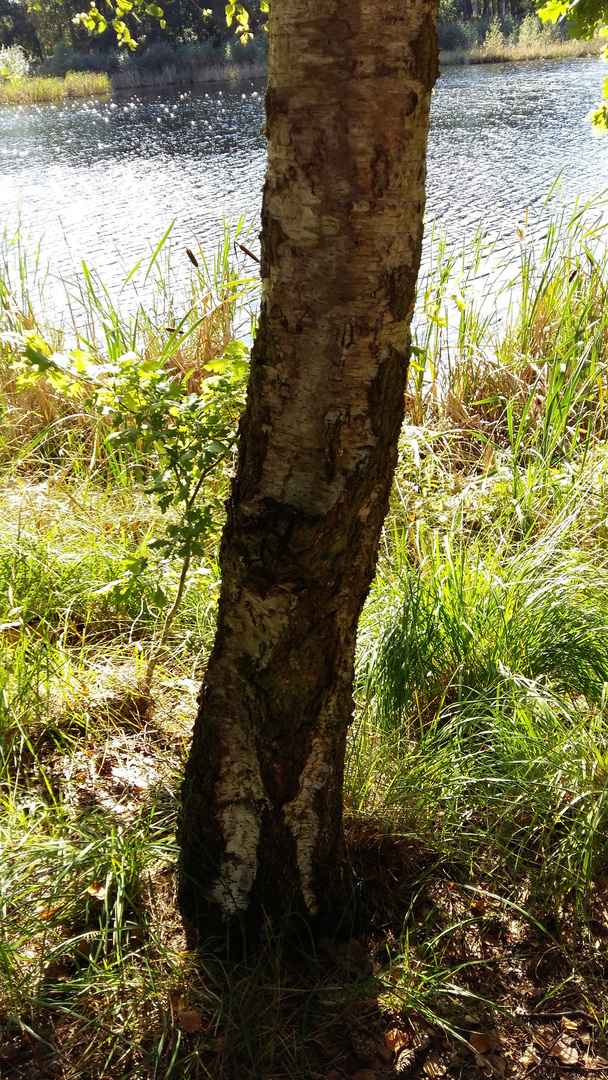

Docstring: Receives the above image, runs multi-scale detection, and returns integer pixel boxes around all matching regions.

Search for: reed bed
[2,200,608,1077]
[110,60,268,90]
[441,35,602,64]
[0,70,112,104]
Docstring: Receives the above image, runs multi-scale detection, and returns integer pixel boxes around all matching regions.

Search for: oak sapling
[18,333,250,689]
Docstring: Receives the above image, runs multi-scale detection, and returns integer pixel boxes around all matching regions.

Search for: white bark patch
[282,735,333,915]
[211,717,266,916]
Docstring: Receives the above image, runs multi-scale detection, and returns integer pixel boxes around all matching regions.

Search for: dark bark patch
[260,208,289,280]
[412,9,440,89]
[264,84,288,137]
[387,260,420,324]
[403,88,419,116]
[371,143,391,199]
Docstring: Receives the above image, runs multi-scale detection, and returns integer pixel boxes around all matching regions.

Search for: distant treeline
[0,0,267,63]
[0,0,584,79]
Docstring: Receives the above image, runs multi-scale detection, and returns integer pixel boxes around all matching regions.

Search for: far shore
[0,40,602,105]
[440,35,602,65]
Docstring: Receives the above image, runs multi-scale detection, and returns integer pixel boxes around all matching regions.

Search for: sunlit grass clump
[0,70,111,104]
[351,194,608,905]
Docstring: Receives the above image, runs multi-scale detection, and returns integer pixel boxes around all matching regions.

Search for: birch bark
[179,0,439,930]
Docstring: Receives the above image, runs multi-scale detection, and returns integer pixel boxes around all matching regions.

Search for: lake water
[1,57,608,303]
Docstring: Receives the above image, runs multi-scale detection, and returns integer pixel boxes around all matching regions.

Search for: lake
[1,57,608,302]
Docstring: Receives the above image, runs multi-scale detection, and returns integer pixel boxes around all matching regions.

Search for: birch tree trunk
[179,0,439,931]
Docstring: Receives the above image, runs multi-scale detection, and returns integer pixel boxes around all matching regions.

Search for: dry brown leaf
[487,1054,506,1076]
[325,1072,341,1080]
[386,1027,410,1054]
[557,1045,578,1066]
[39,905,62,919]
[315,1033,340,1058]
[470,896,487,915]
[86,880,106,901]
[422,1050,447,1077]
[349,938,367,959]
[178,1009,203,1033]
[410,1028,431,1053]
[469,1032,492,1055]
[520,1047,540,1068]
[351,1070,375,1080]
[549,1037,574,1059]
[207,1036,226,1052]
[395,1049,417,1075]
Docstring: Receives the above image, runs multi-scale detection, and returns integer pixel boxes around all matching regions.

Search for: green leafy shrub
[0,44,29,80]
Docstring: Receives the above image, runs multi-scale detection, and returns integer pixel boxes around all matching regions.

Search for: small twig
[142,553,191,692]
[526,1010,598,1026]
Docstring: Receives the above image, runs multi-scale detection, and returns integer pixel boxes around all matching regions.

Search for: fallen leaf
[396,1049,417,1072]
[349,938,367,959]
[562,1017,578,1032]
[325,1071,341,1080]
[470,896,486,915]
[207,1036,226,1052]
[86,880,106,901]
[557,1045,578,1066]
[315,1033,339,1058]
[385,1027,410,1054]
[351,1070,375,1080]
[39,905,62,919]
[178,1009,203,1033]
[423,1050,447,1077]
[410,1028,431,1053]
[470,1032,492,1055]
[487,1054,507,1076]
[520,1047,540,1068]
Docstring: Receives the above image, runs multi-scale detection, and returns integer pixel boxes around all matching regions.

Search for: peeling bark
[179,0,439,931]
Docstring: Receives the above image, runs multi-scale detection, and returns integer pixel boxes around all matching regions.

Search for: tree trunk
[179,0,439,932]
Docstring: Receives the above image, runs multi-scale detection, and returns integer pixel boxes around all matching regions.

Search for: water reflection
[0,58,607,298]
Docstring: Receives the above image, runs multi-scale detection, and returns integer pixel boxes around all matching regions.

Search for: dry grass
[441,35,602,65]
[111,60,267,90]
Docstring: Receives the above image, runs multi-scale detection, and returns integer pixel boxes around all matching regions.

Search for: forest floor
[2,202,608,1079]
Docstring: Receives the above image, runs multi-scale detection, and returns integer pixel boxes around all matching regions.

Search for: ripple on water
[0,59,606,300]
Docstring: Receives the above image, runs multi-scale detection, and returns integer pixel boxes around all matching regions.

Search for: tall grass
[0,71,111,104]
[350,193,608,913]
[3,200,608,1076]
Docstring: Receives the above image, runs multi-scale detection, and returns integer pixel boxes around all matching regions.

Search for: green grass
[0,71,112,104]
[3,199,608,1077]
